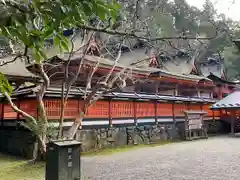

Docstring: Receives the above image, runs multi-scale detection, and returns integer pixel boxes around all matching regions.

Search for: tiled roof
[0,56,40,79]
[162,56,194,75]
[200,64,224,78]
[59,53,160,76]
[210,91,240,109]
[151,68,212,82]
[60,53,212,82]
[207,74,240,85]
[1,86,216,103]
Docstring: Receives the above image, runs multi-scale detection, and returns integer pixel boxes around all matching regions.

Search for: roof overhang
[48,53,159,78]
[207,73,239,85]
[210,90,240,110]
[1,86,217,103]
[150,70,213,85]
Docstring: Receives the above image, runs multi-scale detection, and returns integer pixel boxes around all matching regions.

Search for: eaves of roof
[4,86,216,104]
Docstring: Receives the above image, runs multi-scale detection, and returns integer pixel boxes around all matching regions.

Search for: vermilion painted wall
[1,99,218,123]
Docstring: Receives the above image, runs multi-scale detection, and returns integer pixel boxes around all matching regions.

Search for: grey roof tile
[0,56,39,78]
[211,91,240,109]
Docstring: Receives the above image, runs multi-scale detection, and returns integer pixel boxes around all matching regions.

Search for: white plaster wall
[159,89,174,96]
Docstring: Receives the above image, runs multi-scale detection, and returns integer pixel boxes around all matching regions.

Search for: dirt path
[82,136,240,180]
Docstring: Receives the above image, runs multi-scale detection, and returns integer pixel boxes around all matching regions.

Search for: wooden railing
[1,98,219,125]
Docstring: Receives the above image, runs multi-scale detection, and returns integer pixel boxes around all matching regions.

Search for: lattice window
[86,101,109,118]
[44,100,61,120]
[64,100,79,119]
[19,100,37,118]
[136,102,155,118]
[111,101,134,118]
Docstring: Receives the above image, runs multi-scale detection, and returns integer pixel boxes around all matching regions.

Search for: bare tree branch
[78,24,219,41]
[0,45,28,66]
[4,92,37,125]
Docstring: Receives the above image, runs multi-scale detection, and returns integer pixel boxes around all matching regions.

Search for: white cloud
[186,0,240,21]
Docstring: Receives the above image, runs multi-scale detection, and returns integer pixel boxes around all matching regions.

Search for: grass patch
[0,140,181,179]
[81,140,180,156]
[0,153,45,180]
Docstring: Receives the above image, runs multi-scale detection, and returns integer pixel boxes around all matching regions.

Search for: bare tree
[53,29,134,139]
[0,0,232,158]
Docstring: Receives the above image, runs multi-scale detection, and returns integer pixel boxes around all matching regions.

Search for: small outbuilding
[210,90,240,135]
[183,110,208,140]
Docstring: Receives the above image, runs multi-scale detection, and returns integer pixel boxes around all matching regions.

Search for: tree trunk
[32,141,38,162]
[31,137,47,162]
[65,113,84,139]
[58,85,66,139]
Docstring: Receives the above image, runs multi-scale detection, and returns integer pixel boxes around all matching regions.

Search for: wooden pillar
[212,110,215,121]
[172,102,177,139]
[200,103,203,111]
[134,100,137,125]
[174,85,178,96]
[108,99,112,127]
[231,110,235,135]
[1,103,4,127]
[210,92,213,98]
[186,102,190,110]
[197,90,201,98]
[16,100,20,129]
[172,102,176,126]
[154,100,158,124]
[77,99,80,114]
[155,83,159,94]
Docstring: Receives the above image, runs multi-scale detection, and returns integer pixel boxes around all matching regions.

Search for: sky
[186,0,240,21]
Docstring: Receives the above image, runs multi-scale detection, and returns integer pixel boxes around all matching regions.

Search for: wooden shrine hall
[210,90,240,135]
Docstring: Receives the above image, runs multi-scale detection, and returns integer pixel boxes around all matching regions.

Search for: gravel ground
[82,136,240,180]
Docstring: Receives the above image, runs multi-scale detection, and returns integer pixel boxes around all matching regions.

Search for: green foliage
[0,0,120,63]
[47,123,58,139]
[223,45,240,79]
[0,72,12,94]
[0,0,120,95]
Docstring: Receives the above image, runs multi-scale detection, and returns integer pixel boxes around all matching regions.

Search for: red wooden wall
[86,101,109,118]
[174,103,186,117]
[136,102,155,117]
[3,102,18,120]
[1,99,216,122]
[157,103,172,116]
[111,101,134,118]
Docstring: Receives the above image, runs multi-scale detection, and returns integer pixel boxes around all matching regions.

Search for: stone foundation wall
[0,128,36,159]
[76,120,224,151]
[76,124,178,152]
[0,120,225,158]
[204,120,224,134]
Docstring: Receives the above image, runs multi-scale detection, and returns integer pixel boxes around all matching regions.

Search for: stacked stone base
[0,120,225,158]
[76,124,176,152]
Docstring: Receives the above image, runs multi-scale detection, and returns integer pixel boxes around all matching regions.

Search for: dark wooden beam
[109,99,112,127]
[1,104,4,127]
[172,103,176,125]
[231,110,236,135]
[134,100,137,125]
[16,100,20,129]
[154,100,158,124]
